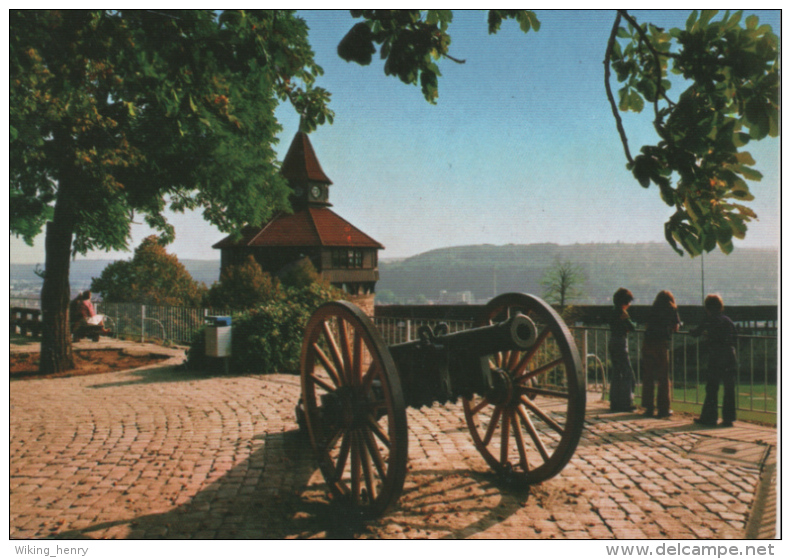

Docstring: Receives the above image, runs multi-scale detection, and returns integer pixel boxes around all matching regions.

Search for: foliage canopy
[340,9,778,256]
[90,235,206,306]
[10,9,333,252]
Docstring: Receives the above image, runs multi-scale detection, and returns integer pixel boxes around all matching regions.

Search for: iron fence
[574,326,778,415]
[373,316,777,416]
[10,296,778,415]
[94,302,239,345]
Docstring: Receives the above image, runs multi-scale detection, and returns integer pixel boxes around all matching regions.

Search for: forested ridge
[377,242,777,305]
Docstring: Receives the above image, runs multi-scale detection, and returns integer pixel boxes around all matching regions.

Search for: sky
[8,9,781,264]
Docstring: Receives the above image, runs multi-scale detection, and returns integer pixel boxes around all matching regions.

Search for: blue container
[206,315,232,327]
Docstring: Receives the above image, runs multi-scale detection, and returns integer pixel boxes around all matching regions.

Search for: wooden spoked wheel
[300,301,408,517]
[462,293,585,484]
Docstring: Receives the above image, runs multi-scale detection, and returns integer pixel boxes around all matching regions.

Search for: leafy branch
[604,10,778,256]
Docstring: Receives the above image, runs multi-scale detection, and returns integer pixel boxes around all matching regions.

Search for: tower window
[332,249,364,268]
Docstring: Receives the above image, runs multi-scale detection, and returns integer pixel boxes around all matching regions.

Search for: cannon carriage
[297,292,586,518]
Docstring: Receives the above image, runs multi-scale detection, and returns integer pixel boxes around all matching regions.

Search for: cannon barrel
[390,313,536,357]
[388,314,537,407]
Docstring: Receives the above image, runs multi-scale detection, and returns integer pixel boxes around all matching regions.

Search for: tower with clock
[213,131,384,315]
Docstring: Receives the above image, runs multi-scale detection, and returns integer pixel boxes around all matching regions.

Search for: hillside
[377,243,778,306]
[11,243,778,307]
[10,259,221,296]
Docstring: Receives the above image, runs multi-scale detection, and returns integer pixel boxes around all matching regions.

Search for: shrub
[187,280,345,374]
[204,255,281,309]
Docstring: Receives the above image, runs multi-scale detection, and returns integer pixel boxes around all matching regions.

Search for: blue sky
[9,9,781,264]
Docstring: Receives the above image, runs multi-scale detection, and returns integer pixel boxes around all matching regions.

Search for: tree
[541,259,586,309]
[338,10,778,256]
[91,235,206,306]
[204,255,281,310]
[10,10,333,373]
[11,10,777,373]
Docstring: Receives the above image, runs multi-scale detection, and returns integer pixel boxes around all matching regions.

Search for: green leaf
[734,151,756,166]
[686,11,698,31]
[737,165,763,182]
[338,22,375,65]
[629,89,644,113]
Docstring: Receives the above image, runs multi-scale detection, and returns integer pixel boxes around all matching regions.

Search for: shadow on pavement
[86,365,295,389]
[52,427,539,540]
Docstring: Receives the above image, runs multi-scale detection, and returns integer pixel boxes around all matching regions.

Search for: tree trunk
[39,194,77,375]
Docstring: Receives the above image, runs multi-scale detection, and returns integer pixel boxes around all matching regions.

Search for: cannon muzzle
[389,313,538,407]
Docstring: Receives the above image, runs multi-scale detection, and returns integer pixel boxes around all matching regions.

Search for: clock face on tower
[310,185,322,200]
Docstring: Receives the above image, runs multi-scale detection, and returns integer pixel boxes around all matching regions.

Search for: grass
[630,382,777,426]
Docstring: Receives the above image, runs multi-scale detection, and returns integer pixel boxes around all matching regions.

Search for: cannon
[297,292,585,518]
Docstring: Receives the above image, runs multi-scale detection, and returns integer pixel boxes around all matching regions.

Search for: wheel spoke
[514,357,565,385]
[333,430,352,482]
[522,327,552,363]
[363,428,388,480]
[321,320,346,386]
[319,423,343,455]
[352,329,363,387]
[517,404,551,461]
[311,343,341,388]
[511,413,530,471]
[360,434,377,502]
[520,394,565,435]
[338,319,353,384]
[361,360,379,394]
[506,349,521,371]
[469,396,491,416]
[309,372,335,394]
[367,416,391,449]
[482,406,502,447]
[350,430,361,504]
[520,385,570,399]
[500,409,511,465]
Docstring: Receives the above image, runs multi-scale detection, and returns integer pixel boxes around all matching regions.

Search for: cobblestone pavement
[9,342,777,539]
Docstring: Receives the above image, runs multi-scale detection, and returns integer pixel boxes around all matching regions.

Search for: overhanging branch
[604,12,633,165]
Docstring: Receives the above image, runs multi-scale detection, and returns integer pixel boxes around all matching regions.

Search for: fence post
[141,305,146,343]
[581,331,588,391]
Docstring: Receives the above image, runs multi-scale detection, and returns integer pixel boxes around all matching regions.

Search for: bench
[10,307,43,337]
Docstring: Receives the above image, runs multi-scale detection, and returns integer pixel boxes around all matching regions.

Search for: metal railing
[11,297,777,415]
[573,327,777,415]
[374,316,474,345]
[8,298,236,345]
[95,302,239,344]
[373,316,777,416]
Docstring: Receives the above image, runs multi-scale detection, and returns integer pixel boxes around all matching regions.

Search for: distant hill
[377,243,778,306]
[11,243,778,307]
[10,259,221,295]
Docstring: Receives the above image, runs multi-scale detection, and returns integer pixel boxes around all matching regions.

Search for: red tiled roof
[212,207,383,249]
[280,132,332,184]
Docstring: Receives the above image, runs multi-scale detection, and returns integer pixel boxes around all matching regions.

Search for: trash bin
[205,316,232,357]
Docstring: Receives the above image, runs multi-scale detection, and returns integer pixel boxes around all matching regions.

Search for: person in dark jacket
[641,290,681,418]
[691,294,738,427]
[609,288,637,412]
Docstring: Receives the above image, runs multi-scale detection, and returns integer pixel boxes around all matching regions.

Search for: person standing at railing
[691,294,737,428]
[641,290,681,418]
[609,288,637,412]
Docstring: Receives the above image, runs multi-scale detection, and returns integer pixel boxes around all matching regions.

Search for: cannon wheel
[462,293,585,484]
[300,301,408,517]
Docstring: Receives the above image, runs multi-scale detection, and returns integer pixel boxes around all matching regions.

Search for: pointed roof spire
[280,131,332,184]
